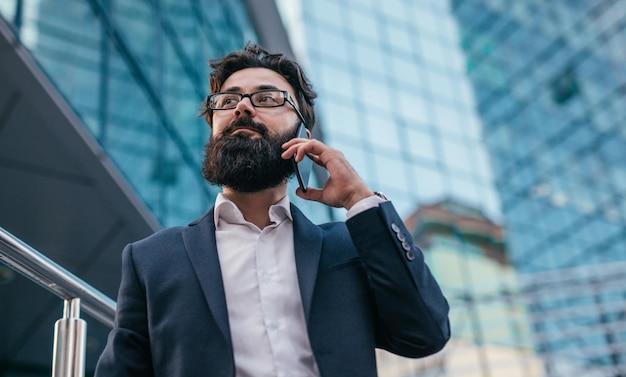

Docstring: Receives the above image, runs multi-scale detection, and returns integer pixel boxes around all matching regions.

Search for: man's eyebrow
[221,85,241,92]
[256,84,280,91]
[221,84,280,92]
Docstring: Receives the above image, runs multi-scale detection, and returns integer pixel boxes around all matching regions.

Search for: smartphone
[291,123,313,192]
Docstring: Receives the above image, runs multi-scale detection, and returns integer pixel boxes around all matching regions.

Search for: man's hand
[282,138,374,210]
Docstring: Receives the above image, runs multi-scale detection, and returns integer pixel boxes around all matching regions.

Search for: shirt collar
[214,193,292,227]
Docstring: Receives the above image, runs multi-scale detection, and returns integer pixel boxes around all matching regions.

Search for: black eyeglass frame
[206,89,307,125]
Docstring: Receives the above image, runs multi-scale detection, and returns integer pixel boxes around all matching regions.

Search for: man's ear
[306,128,312,139]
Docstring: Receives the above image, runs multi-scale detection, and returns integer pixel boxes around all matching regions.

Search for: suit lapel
[290,204,323,323]
[182,209,231,347]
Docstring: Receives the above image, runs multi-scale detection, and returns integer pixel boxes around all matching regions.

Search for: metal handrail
[0,226,116,326]
[0,226,117,377]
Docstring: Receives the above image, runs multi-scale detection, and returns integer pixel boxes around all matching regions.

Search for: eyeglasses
[208,89,295,110]
[207,89,307,124]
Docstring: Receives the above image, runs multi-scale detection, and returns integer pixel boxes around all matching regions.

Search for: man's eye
[259,95,278,103]
[218,96,239,106]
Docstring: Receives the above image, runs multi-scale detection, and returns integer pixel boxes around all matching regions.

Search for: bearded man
[95,43,450,377]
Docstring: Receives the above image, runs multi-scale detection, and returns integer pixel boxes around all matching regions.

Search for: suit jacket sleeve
[345,201,450,358]
[95,243,154,377]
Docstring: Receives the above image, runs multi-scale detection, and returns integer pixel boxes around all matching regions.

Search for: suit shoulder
[130,226,187,254]
[135,225,185,243]
[131,207,213,249]
[122,226,193,276]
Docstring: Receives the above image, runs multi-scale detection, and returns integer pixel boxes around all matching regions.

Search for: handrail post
[52,298,87,377]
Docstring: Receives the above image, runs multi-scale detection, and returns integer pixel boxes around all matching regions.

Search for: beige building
[377,199,544,376]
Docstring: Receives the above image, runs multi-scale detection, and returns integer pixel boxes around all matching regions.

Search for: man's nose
[233,96,256,117]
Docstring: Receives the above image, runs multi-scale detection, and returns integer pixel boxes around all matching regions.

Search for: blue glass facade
[279,0,501,221]
[452,0,626,271]
[452,0,626,374]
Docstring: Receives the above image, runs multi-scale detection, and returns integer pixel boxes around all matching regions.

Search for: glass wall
[279,0,501,221]
[452,0,626,375]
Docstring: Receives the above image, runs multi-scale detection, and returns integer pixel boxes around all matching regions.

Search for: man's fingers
[283,139,325,156]
[282,140,324,165]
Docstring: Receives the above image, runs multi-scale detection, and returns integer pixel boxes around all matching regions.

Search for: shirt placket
[256,223,284,373]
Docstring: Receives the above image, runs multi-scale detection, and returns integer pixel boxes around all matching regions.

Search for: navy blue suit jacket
[95,201,450,376]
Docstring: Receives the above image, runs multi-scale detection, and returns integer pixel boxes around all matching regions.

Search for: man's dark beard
[202,118,297,193]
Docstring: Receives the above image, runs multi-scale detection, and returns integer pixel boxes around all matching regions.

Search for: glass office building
[279,0,501,221]
[452,0,626,375]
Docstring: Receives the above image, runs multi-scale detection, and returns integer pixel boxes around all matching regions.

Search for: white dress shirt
[214,193,385,377]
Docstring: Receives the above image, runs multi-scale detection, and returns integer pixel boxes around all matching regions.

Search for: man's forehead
[221,67,293,93]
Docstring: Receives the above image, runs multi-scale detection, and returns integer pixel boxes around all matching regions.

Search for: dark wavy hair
[200,43,317,130]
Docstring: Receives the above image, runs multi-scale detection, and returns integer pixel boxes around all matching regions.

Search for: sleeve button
[405,251,415,261]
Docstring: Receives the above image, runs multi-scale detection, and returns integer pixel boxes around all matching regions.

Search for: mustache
[219,117,269,137]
